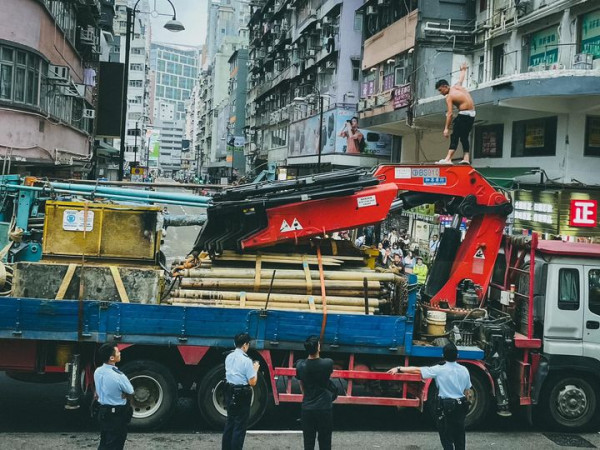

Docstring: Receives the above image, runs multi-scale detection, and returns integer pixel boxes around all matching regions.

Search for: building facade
[0,0,110,177]
[246,0,384,177]
[357,0,600,186]
[149,42,200,175]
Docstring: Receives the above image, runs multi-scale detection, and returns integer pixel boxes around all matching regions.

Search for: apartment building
[357,0,600,239]
[0,0,112,177]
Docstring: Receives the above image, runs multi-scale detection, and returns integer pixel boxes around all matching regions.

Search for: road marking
[246,430,302,435]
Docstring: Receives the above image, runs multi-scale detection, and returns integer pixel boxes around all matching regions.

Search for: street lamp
[118,0,185,181]
[294,87,330,173]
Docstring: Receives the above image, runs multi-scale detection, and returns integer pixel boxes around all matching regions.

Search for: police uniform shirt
[94,363,135,406]
[420,362,472,399]
[225,348,255,386]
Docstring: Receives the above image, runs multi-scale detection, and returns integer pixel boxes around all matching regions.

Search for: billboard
[288,108,392,158]
[147,129,160,162]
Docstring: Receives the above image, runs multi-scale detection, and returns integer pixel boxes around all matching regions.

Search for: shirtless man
[435,63,475,165]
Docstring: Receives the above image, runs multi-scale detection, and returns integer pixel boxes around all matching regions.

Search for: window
[351,59,360,81]
[492,44,504,79]
[590,269,600,316]
[558,268,580,311]
[477,55,484,84]
[480,0,487,12]
[585,116,600,157]
[512,116,557,157]
[474,124,503,158]
[0,45,41,108]
[354,12,363,31]
[581,11,600,59]
[130,63,143,71]
[129,80,143,88]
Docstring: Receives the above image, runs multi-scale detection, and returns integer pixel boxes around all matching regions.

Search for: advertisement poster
[581,10,600,58]
[524,121,545,149]
[529,26,559,67]
[288,108,392,157]
[147,129,160,162]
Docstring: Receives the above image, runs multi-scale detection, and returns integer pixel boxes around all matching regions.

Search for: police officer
[94,343,135,450]
[387,343,472,450]
[222,332,260,450]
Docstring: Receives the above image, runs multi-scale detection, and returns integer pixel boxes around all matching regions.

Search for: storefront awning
[476,167,538,189]
[96,141,119,157]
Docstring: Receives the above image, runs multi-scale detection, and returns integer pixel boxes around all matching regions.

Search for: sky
[149,0,207,47]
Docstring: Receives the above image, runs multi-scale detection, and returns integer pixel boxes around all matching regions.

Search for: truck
[0,165,598,432]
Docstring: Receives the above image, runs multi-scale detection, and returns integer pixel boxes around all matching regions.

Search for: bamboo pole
[168,301,379,314]
[178,277,382,291]
[167,298,381,313]
[171,289,383,307]
[180,268,404,283]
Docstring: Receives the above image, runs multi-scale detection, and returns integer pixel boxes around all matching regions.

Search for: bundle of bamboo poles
[167,254,407,315]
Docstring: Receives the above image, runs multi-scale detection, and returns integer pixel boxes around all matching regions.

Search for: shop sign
[513,190,559,234]
[393,84,411,109]
[570,200,598,227]
[581,10,600,58]
[529,26,559,67]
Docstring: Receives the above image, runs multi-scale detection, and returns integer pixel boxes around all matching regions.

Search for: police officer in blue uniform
[222,332,260,450]
[94,343,135,450]
[388,343,472,450]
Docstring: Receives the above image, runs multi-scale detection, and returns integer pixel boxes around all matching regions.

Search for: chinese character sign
[570,200,598,228]
[529,26,559,67]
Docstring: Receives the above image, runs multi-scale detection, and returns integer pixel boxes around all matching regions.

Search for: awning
[96,141,119,157]
[476,167,538,189]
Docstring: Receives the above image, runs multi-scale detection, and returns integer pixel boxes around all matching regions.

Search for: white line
[246,430,303,435]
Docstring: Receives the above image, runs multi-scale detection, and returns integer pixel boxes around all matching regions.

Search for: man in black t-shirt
[295,335,335,450]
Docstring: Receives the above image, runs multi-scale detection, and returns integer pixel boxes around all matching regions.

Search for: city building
[246,0,384,178]
[356,0,600,240]
[149,42,200,175]
[190,0,250,183]
[0,0,111,177]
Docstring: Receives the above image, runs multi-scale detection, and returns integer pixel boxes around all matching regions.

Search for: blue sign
[423,177,447,186]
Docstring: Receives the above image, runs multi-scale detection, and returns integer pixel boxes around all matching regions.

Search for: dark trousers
[98,406,130,450]
[222,400,251,450]
[450,114,475,153]
[436,404,467,450]
[301,409,333,450]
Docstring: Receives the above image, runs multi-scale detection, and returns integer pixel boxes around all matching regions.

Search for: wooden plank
[55,264,77,300]
[110,266,130,303]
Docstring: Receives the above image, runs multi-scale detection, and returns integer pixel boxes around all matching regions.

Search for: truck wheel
[121,360,178,430]
[540,376,597,430]
[197,363,269,429]
[464,370,491,429]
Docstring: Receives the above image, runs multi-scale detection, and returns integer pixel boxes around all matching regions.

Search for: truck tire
[465,370,491,429]
[120,360,178,430]
[540,375,597,430]
[197,363,269,429]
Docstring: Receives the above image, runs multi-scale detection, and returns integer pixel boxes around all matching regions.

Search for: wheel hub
[130,375,164,419]
[557,384,587,419]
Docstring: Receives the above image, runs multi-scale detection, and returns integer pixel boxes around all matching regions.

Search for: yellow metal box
[42,201,162,261]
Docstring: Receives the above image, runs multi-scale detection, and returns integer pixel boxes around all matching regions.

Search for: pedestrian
[403,250,415,272]
[413,257,428,285]
[94,343,134,450]
[390,242,403,258]
[435,63,476,165]
[429,234,440,256]
[387,343,472,450]
[296,335,335,450]
[391,253,405,274]
[222,332,260,450]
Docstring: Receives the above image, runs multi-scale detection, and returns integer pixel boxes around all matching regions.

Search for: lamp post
[118,0,185,181]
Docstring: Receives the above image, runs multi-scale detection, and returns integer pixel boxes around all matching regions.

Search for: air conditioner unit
[378,0,386,4]
[83,109,95,119]
[308,49,315,56]
[367,6,376,15]
[573,53,593,69]
[306,74,315,81]
[267,46,274,53]
[285,44,292,50]
[309,9,317,17]
[322,17,330,24]
[48,65,70,82]
[316,23,322,30]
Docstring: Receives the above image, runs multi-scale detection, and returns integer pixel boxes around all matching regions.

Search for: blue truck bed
[0,293,484,360]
